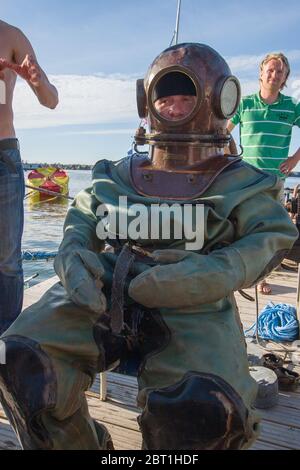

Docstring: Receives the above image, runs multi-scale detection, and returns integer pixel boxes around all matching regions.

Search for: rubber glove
[54,246,107,313]
[128,248,245,309]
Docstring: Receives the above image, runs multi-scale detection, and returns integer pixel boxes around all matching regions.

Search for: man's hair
[259,52,290,89]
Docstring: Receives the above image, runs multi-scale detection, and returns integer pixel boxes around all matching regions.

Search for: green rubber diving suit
[0,155,297,449]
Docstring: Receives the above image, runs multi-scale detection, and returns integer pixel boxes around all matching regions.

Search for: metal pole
[174,0,182,45]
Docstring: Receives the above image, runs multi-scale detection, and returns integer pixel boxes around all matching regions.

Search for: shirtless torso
[0,21,19,138]
[0,19,58,139]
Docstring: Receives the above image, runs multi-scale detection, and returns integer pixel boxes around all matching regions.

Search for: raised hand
[0,54,43,87]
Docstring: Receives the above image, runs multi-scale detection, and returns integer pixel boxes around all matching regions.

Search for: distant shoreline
[21,164,300,179]
[22,163,92,171]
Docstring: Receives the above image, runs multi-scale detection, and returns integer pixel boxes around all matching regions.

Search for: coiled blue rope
[244,302,299,342]
[22,250,58,261]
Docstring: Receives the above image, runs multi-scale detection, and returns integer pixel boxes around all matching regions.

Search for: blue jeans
[0,139,24,335]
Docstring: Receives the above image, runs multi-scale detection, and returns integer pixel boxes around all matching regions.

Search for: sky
[2,0,300,166]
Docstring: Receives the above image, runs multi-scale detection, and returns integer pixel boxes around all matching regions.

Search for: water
[23,169,92,287]
[22,170,300,288]
[285,177,300,190]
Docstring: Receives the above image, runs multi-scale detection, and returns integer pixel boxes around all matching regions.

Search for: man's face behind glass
[154,95,197,121]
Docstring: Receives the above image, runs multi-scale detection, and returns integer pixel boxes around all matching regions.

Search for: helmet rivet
[143,173,153,182]
[187,174,196,184]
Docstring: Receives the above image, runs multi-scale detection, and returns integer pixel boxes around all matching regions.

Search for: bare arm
[11,26,58,109]
[280,147,300,176]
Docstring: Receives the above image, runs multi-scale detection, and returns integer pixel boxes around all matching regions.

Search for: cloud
[227,55,264,74]
[13,49,300,131]
[290,79,300,102]
[227,50,300,75]
[14,73,137,129]
[287,50,300,61]
[239,80,258,96]
[58,128,136,136]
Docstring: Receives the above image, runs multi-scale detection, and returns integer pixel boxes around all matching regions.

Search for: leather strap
[108,243,156,334]
[109,243,136,334]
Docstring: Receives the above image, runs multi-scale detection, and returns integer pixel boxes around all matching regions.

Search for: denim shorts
[0,139,24,334]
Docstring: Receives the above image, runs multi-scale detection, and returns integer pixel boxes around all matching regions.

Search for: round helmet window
[220,77,240,118]
[152,71,198,122]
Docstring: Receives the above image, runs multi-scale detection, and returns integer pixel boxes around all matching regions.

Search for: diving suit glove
[54,247,107,313]
[128,248,244,309]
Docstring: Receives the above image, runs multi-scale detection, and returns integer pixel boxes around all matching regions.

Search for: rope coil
[22,250,58,261]
[244,302,299,342]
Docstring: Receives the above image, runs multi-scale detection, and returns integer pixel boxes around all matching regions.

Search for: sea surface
[22,170,299,288]
[23,169,92,287]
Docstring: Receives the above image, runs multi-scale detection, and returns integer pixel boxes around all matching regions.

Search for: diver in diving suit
[0,43,298,450]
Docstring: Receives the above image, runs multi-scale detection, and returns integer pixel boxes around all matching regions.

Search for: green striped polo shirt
[230,92,300,177]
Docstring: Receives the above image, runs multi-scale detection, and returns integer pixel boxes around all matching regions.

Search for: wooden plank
[237,298,297,313]
[98,422,142,449]
[250,440,289,450]
[92,372,138,390]
[107,372,138,388]
[89,374,138,408]
[0,269,295,452]
[87,398,140,432]
[0,419,20,450]
[258,420,300,449]
[277,391,300,409]
[23,275,58,309]
[258,404,300,428]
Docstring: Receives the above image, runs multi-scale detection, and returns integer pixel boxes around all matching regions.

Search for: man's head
[152,71,197,121]
[259,53,290,92]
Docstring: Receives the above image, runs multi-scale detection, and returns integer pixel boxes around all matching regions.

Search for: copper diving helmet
[131,43,241,199]
[135,43,241,169]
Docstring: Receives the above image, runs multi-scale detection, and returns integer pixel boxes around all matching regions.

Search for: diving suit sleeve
[59,187,104,253]
[128,189,298,309]
[53,187,107,313]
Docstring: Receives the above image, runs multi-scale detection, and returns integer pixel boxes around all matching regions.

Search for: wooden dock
[1,266,300,450]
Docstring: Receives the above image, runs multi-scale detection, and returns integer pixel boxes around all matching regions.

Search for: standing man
[227,52,300,294]
[0,19,58,334]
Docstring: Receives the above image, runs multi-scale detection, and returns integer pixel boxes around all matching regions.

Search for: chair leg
[100,372,107,401]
